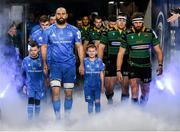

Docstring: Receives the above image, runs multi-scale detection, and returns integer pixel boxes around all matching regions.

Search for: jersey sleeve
[151,29,160,46]
[100,30,108,45]
[99,59,105,71]
[42,29,49,45]
[74,28,82,44]
[120,33,128,49]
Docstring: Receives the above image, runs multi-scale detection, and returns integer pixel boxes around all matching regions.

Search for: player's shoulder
[44,24,56,32]
[126,28,134,34]
[84,57,89,61]
[96,57,103,62]
[23,56,30,63]
[67,24,79,32]
[144,28,153,33]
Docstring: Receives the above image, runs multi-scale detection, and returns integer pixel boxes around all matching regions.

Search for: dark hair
[118,12,127,18]
[86,44,97,51]
[131,12,144,20]
[29,40,39,48]
[108,15,117,22]
[39,15,49,23]
[94,16,102,21]
[48,13,55,18]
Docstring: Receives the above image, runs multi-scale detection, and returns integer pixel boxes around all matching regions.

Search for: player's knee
[50,80,61,87]
[64,83,74,89]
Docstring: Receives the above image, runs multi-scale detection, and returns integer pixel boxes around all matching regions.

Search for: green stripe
[129,50,150,58]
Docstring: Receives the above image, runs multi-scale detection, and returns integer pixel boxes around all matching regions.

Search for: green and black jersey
[100,27,126,56]
[80,25,90,42]
[87,26,106,44]
[121,26,160,68]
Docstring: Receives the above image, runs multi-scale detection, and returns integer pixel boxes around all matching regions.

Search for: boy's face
[40,21,50,30]
[29,46,39,58]
[87,47,97,58]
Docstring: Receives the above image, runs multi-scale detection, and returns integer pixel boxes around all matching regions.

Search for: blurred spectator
[5,23,21,59]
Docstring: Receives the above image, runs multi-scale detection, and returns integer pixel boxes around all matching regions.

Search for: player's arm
[100,71,105,93]
[76,43,84,75]
[116,47,126,81]
[41,29,49,75]
[98,30,107,59]
[41,44,48,74]
[153,44,163,76]
[20,60,27,94]
[167,7,180,23]
[75,29,85,75]
[152,29,163,75]
[98,43,105,59]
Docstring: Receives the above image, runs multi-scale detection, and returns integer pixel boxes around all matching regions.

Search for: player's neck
[30,55,38,59]
[56,23,67,28]
[89,57,96,61]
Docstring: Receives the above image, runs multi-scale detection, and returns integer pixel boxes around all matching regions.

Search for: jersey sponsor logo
[51,33,56,37]
[131,45,150,49]
[77,31,81,39]
[86,96,91,100]
[58,40,72,43]
[111,41,121,46]
[38,36,43,40]
[85,71,101,74]
[68,32,73,37]
[27,70,43,73]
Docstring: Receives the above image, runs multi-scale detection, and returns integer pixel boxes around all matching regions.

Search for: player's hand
[117,71,123,82]
[22,85,27,95]
[167,13,180,23]
[79,63,84,75]
[43,63,48,75]
[156,65,163,76]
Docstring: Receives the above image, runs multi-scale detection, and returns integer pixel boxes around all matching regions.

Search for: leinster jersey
[31,28,44,46]
[84,57,104,88]
[22,56,44,91]
[42,24,81,65]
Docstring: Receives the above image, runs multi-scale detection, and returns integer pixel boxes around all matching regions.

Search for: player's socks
[64,97,73,111]
[27,104,34,120]
[88,102,93,114]
[95,102,100,113]
[131,98,139,105]
[121,94,129,102]
[140,95,148,106]
[35,105,40,117]
[52,100,61,120]
[105,91,114,104]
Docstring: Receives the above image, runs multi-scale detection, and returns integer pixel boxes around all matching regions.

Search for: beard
[134,26,143,33]
[56,18,66,25]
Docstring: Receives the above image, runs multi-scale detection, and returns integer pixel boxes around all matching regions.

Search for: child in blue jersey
[84,44,105,114]
[22,41,44,120]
